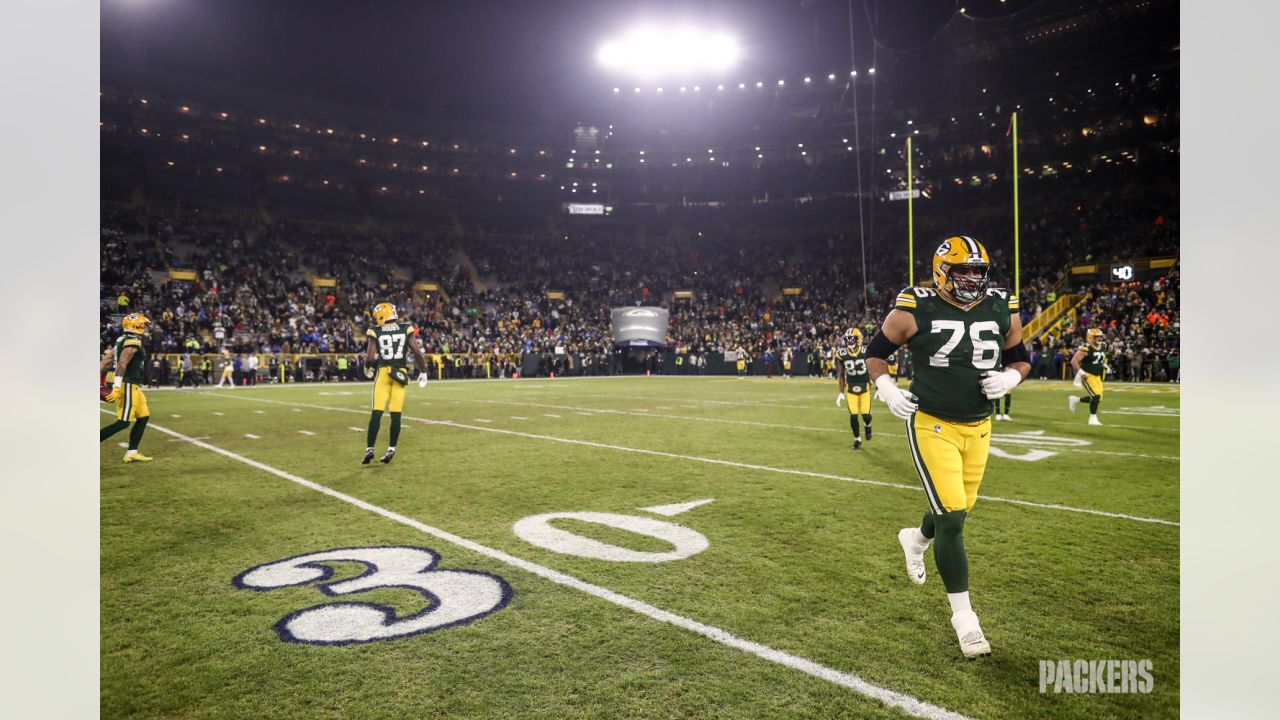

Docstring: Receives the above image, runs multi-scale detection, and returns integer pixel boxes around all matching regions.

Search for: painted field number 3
[233,546,512,646]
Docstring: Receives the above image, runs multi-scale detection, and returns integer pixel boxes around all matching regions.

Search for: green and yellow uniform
[368,321,417,412]
[112,334,150,420]
[735,348,749,375]
[894,286,1018,513]
[837,346,872,415]
[1078,343,1107,398]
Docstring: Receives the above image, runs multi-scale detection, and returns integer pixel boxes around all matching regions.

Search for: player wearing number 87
[363,303,429,465]
[864,236,1031,659]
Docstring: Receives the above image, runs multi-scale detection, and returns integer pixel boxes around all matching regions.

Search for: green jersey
[367,321,417,370]
[893,286,1018,422]
[837,347,870,393]
[113,333,148,384]
[1078,344,1107,375]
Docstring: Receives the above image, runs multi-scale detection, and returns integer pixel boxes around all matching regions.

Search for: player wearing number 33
[362,302,429,465]
[865,236,1031,659]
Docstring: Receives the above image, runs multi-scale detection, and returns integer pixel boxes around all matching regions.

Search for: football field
[100,376,1179,719]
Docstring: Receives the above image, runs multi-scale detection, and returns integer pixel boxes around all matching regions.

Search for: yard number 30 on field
[233,546,512,646]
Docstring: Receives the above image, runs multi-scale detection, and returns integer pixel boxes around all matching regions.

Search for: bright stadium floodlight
[597,25,741,79]
[827,73,836,80]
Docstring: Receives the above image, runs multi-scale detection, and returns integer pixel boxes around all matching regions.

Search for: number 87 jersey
[894,286,1018,422]
[367,320,416,370]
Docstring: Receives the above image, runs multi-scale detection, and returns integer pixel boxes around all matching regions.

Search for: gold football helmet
[372,302,398,325]
[121,313,151,335]
[932,236,991,303]
[1087,328,1104,347]
[843,327,863,353]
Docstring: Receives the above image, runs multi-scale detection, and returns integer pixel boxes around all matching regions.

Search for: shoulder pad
[366,328,377,338]
[122,337,142,348]
[894,287,921,310]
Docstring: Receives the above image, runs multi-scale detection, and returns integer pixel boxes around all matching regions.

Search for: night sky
[100,1,1051,126]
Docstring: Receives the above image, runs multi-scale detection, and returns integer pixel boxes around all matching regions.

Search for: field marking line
[348,427,363,432]
[445,398,1179,462]
[509,416,528,420]
[543,414,561,418]
[244,434,260,439]
[298,430,315,436]
[102,409,970,720]
[201,394,1180,527]
[472,418,493,423]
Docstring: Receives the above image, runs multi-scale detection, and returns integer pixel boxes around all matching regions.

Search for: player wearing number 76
[864,236,1031,659]
[363,302,429,465]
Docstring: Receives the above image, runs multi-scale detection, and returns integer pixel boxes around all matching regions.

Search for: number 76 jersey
[894,286,1018,422]
[367,321,417,369]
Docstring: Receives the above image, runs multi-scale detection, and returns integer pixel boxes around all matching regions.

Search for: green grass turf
[101,376,1179,719]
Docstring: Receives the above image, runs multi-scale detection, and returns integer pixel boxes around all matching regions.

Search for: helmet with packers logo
[1087,328,1104,347]
[842,327,863,353]
[932,236,991,303]
[121,312,151,336]
[372,302,398,325]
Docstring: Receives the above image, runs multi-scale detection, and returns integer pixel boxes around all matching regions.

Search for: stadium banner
[782,287,802,296]
[887,189,922,201]
[673,290,694,300]
[414,282,440,292]
[312,278,337,288]
[168,269,198,281]
[564,203,613,215]
[611,306,669,347]
[546,291,566,300]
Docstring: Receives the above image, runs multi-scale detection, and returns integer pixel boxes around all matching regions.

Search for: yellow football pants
[1082,372,1105,398]
[844,390,872,415]
[907,410,992,514]
[371,366,407,412]
[115,383,150,421]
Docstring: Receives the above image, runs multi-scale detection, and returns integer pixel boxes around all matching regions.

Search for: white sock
[387,446,396,452]
[366,447,374,452]
[125,449,137,456]
[948,591,973,615]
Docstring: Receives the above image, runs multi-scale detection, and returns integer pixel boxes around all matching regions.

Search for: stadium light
[755,81,763,88]
[738,82,746,89]
[777,79,785,86]
[803,76,811,83]
[868,67,875,74]
[851,70,857,77]
[597,26,740,79]
[717,84,724,90]
[827,73,836,80]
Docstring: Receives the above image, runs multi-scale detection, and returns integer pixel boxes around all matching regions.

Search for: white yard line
[298,430,315,436]
[201,394,1179,527]
[108,410,971,720]
[244,434,260,439]
[447,398,1179,462]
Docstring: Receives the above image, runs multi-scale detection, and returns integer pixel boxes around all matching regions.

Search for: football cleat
[933,236,991,303]
[380,448,396,464]
[361,448,375,465]
[851,438,862,450]
[122,452,153,463]
[1088,415,1103,426]
[898,528,928,585]
[864,427,872,441]
[951,610,992,658]
[1068,396,1080,413]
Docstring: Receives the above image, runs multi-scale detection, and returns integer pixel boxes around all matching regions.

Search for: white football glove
[1072,369,1084,388]
[874,375,918,420]
[835,392,844,407]
[364,366,375,379]
[417,372,429,388]
[980,368,1023,400]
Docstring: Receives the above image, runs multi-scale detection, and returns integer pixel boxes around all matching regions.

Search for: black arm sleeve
[866,330,901,361]
[1001,343,1030,365]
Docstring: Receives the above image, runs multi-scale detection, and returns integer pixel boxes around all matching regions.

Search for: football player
[782,348,793,379]
[868,236,1030,658]
[363,302,429,464]
[992,390,1014,421]
[99,313,155,462]
[1069,328,1107,426]
[735,345,749,379]
[217,349,235,388]
[835,327,873,450]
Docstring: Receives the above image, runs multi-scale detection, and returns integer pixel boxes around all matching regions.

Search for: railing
[1023,293,1083,340]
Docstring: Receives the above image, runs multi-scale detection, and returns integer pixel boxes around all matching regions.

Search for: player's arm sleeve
[893,288,918,313]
